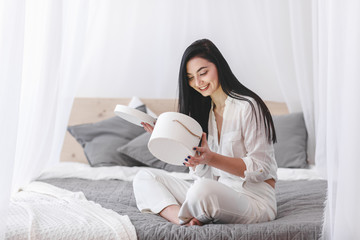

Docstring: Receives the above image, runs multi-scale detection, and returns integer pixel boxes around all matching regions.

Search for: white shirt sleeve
[188,164,215,180]
[240,100,277,182]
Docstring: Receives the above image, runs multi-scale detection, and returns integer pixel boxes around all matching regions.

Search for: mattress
[39,176,326,240]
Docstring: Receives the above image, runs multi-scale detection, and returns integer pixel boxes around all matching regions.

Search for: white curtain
[74,0,284,102]
[257,0,360,238]
[11,0,90,192]
[0,0,90,236]
[314,0,360,238]
[0,1,25,238]
[254,0,316,164]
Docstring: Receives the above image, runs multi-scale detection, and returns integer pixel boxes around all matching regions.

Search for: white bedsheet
[5,181,137,240]
[36,162,323,182]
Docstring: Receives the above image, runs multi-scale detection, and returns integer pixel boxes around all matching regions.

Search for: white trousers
[133,169,277,224]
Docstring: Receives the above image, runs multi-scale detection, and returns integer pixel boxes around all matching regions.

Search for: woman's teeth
[199,84,209,90]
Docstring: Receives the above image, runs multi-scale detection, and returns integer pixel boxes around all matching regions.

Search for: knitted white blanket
[5,181,137,240]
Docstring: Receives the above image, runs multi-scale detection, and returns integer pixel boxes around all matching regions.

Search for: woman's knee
[186,179,217,203]
[133,169,154,188]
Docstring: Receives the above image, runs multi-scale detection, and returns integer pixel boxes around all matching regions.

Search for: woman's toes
[189,218,203,226]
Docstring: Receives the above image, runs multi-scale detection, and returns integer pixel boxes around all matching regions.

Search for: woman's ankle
[159,204,181,225]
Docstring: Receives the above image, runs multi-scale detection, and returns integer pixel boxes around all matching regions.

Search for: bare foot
[185,218,203,226]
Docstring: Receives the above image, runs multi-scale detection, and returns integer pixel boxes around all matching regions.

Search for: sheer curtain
[257,0,360,238]
[0,1,25,238]
[254,0,316,164]
[0,0,90,236]
[74,0,284,102]
[11,0,90,192]
[314,0,360,238]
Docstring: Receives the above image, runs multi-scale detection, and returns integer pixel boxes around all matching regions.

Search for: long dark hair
[178,39,276,144]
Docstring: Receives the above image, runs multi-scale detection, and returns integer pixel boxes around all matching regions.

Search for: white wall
[75,1,289,102]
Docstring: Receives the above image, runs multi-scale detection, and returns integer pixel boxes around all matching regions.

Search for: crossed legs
[133,169,270,226]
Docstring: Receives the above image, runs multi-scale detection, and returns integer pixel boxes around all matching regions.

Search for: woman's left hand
[184,133,213,167]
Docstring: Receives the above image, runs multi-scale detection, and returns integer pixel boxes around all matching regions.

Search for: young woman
[135,39,278,226]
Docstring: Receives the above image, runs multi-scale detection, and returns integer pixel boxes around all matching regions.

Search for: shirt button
[260,169,263,172]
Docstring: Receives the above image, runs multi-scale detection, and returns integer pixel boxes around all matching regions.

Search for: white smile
[199,84,210,91]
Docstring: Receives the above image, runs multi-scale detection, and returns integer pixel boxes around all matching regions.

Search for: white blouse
[190,96,278,190]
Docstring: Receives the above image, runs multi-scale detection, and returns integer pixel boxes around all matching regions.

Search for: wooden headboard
[60,98,289,164]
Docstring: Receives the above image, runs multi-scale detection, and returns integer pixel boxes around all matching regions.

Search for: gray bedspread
[40,178,326,240]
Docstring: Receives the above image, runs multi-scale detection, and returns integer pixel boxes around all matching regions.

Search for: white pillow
[128,96,157,118]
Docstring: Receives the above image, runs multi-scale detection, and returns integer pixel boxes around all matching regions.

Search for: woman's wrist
[205,151,216,165]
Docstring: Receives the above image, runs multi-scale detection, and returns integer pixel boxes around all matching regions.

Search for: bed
[5,97,325,240]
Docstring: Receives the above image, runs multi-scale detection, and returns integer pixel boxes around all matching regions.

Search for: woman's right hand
[141,121,156,133]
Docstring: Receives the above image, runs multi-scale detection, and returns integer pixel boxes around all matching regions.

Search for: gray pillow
[273,112,308,168]
[68,105,147,167]
[117,132,189,173]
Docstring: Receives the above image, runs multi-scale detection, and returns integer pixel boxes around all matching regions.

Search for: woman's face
[186,57,220,97]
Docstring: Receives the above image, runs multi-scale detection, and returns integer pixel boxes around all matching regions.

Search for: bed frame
[60,98,288,164]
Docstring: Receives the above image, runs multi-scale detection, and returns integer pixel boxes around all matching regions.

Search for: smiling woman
[187,57,220,97]
[134,39,278,226]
